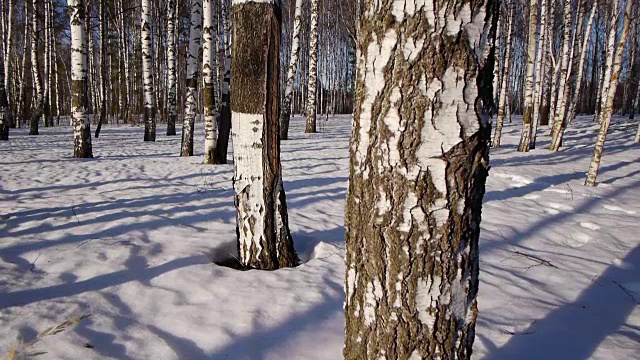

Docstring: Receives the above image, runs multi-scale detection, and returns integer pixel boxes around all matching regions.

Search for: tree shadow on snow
[486,244,640,359]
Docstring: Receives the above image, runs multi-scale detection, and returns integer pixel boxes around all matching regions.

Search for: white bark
[29,0,44,135]
[181,0,203,156]
[69,0,92,158]
[4,0,12,105]
[530,0,548,149]
[305,0,319,133]
[166,0,177,135]
[594,2,618,124]
[585,0,631,186]
[518,0,539,152]
[549,0,575,150]
[203,0,220,164]
[141,0,156,141]
[279,0,303,140]
[492,6,513,148]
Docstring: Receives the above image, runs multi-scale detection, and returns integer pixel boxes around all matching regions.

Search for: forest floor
[0,115,639,359]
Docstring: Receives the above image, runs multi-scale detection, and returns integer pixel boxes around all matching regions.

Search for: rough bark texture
[141,0,157,141]
[69,0,93,158]
[166,0,178,136]
[585,0,631,186]
[215,0,232,164]
[518,0,538,152]
[180,0,203,157]
[279,0,304,141]
[492,5,512,148]
[231,0,298,270]
[304,0,319,133]
[203,0,220,164]
[344,0,496,358]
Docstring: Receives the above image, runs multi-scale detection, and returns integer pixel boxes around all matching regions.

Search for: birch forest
[1,0,639,359]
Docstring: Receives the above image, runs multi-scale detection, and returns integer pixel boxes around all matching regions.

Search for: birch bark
[492,5,513,148]
[305,0,319,133]
[69,0,93,158]
[518,0,539,152]
[141,0,157,141]
[279,0,303,140]
[166,0,177,135]
[214,0,231,163]
[180,0,203,156]
[203,0,220,164]
[344,0,496,358]
[585,0,631,186]
[231,0,298,269]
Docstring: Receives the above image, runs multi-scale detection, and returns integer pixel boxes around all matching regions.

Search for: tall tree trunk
[594,7,616,125]
[566,1,598,126]
[492,5,513,148]
[166,0,177,135]
[17,0,29,128]
[0,50,11,140]
[344,0,496,358]
[29,0,44,135]
[548,0,574,151]
[585,0,631,186]
[279,0,303,141]
[4,0,12,118]
[95,0,107,137]
[530,0,548,149]
[118,0,130,125]
[69,0,93,158]
[141,0,156,141]
[518,0,539,152]
[180,0,202,156]
[231,0,298,269]
[203,0,220,164]
[304,0,319,133]
[214,0,231,163]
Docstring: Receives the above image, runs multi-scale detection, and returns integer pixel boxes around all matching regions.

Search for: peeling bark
[344,0,496,358]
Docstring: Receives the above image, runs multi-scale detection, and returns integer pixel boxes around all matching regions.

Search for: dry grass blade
[38,314,91,337]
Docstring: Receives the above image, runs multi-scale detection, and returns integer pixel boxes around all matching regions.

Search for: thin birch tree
[181,0,203,156]
[305,0,319,133]
[203,0,220,164]
[166,0,177,136]
[141,0,157,141]
[279,0,303,141]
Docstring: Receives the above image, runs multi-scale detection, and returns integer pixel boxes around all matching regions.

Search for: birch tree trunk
[95,0,107,137]
[0,53,11,140]
[203,0,220,164]
[4,0,12,116]
[530,0,548,149]
[141,0,156,141]
[29,0,45,136]
[166,0,177,135]
[118,0,130,124]
[518,0,539,152]
[305,0,319,133]
[17,1,29,127]
[69,0,93,158]
[231,0,298,270]
[585,0,631,186]
[180,0,203,156]
[214,0,231,163]
[566,1,598,126]
[279,0,303,140]
[594,5,617,125]
[344,0,496,358]
[492,5,513,148]
[548,0,574,151]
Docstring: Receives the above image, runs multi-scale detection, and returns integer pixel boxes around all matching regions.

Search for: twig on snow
[612,280,639,304]
[71,200,80,224]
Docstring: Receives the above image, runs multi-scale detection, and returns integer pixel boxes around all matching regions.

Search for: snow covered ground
[0,115,638,359]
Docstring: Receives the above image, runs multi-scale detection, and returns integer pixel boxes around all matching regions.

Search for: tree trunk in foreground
[585,0,631,186]
[279,0,303,140]
[69,0,93,158]
[203,0,220,164]
[141,0,156,141]
[344,0,496,358]
[231,0,298,270]
[166,0,177,135]
[304,0,319,133]
[181,0,203,156]
[518,0,538,152]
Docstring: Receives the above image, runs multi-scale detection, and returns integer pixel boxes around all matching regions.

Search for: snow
[1,115,640,359]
